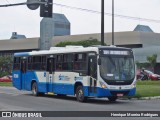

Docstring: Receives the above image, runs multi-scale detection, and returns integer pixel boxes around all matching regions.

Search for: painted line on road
[0,91,20,96]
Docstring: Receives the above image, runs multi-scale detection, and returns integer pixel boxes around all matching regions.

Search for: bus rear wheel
[76,86,87,102]
[32,82,39,96]
[108,96,117,102]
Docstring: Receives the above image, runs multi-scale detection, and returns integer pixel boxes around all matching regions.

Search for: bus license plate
[117,93,123,97]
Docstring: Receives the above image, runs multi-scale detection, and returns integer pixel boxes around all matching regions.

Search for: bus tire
[32,82,39,96]
[76,86,87,102]
[108,96,117,102]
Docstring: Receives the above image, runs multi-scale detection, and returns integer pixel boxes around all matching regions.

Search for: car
[137,69,160,80]
[136,69,141,80]
[0,75,12,82]
[144,70,160,80]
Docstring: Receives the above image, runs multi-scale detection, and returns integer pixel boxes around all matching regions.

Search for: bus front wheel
[76,86,87,102]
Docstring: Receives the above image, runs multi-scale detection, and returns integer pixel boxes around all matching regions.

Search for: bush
[0,56,12,77]
[56,38,106,47]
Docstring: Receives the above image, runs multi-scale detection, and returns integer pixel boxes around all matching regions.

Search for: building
[1,25,160,73]
[0,38,39,56]
[10,32,26,39]
[40,13,70,50]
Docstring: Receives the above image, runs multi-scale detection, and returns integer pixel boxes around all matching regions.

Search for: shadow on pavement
[25,93,127,105]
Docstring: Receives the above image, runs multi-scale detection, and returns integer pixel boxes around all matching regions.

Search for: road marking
[0,91,20,96]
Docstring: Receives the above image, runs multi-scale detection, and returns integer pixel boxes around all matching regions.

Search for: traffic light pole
[0,0,53,18]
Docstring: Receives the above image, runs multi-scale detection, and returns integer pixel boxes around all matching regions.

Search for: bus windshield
[100,56,135,81]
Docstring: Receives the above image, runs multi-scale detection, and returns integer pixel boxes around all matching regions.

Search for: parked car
[144,70,160,80]
[137,69,160,80]
[0,75,12,82]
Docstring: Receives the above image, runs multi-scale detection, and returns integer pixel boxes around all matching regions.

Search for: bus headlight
[99,81,107,89]
[132,83,136,88]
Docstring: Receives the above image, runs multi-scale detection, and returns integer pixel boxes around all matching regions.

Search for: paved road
[0,87,160,120]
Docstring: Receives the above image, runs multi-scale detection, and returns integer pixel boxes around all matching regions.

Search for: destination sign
[103,50,129,55]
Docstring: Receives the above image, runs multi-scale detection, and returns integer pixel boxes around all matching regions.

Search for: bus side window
[13,57,20,70]
[27,57,32,70]
[74,53,87,72]
[42,56,47,70]
[56,55,63,70]
[32,56,42,70]
[62,54,73,71]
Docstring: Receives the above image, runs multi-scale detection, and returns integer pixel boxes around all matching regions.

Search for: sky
[0,0,160,39]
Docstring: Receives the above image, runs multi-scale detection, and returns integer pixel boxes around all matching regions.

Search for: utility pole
[112,0,114,45]
[101,0,104,46]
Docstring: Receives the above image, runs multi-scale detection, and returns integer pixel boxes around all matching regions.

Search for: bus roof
[14,46,131,57]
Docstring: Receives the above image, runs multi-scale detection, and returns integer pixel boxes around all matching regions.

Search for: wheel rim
[78,89,83,101]
[32,84,37,95]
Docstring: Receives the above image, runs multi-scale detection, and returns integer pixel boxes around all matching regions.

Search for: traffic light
[40,0,53,18]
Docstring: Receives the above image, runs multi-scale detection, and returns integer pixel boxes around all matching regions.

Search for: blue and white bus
[12,46,136,102]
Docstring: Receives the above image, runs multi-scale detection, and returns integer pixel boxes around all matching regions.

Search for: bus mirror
[98,58,101,65]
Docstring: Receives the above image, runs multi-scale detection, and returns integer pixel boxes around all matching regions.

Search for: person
[140,68,148,80]
[121,70,126,80]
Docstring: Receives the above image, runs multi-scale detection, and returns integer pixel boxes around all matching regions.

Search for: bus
[12,46,136,102]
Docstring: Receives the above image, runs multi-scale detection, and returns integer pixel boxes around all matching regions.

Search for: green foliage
[135,61,149,69]
[147,54,157,67]
[0,56,13,77]
[0,82,12,87]
[146,54,157,71]
[56,38,106,47]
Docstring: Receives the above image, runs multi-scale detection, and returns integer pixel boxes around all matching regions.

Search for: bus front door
[88,56,97,95]
[21,58,27,90]
[47,58,55,92]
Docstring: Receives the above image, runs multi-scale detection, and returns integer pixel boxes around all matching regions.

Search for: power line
[0,2,160,24]
[53,3,160,23]
[5,0,10,4]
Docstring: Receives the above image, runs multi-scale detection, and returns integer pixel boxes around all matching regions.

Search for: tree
[146,54,157,72]
[0,56,13,77]
[135,61,150,69]
[55,38,106,47]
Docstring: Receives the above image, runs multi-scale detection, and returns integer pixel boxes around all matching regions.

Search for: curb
[136,96,160,100]
[119,96,160,100]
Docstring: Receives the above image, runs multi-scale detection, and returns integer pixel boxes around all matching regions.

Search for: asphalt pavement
[0,87,160,120]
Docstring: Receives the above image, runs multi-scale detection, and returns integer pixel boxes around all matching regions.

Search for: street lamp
[112,0,114,45]
[101,0,104,46]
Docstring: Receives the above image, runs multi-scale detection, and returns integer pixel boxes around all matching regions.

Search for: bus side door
[88,55,97,95]
[21,58,27,90]
[47,58,55,92]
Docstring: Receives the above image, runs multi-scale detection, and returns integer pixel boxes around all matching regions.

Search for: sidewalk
[120,96,160,100]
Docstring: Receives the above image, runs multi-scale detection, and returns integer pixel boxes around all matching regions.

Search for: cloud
[0,0,160,39]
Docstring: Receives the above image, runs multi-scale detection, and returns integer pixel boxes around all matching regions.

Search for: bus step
[47,92,54,95]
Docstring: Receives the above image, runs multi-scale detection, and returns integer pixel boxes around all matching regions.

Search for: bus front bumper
[96,87,136,97]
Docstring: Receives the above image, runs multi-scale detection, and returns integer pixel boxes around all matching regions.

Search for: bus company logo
[13,74,19,78]
[59,74,70,81]
[44,72,46,77]
[2,112,11,117]
[74,76,83,81]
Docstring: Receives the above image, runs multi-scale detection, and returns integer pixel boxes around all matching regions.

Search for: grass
[134,80,160,98]
[0,82,12,87]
